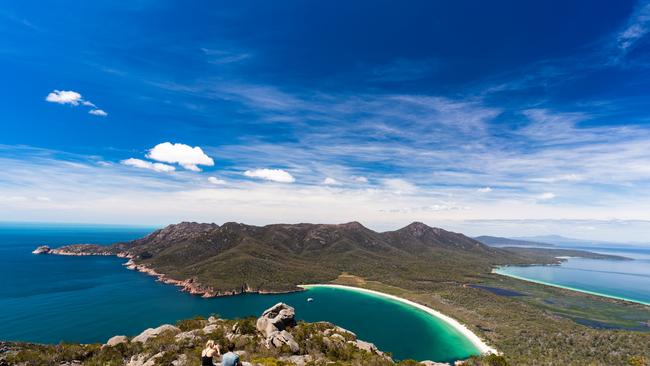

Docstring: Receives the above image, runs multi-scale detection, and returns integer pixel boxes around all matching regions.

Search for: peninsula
[33,221,650,365]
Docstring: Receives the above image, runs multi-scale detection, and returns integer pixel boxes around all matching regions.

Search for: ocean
[0,223,477,362]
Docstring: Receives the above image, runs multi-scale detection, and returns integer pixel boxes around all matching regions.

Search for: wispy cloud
[208,176,227,185]
[617,1,650,52]
[322,177,340,185]
[201,48,251,64]
[537,192,556,201]
[3,145,650,241]
[121,158,175,173]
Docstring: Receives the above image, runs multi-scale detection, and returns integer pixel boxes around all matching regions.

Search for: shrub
[177,316,206,331]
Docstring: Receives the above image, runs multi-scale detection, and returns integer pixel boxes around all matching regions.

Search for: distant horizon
[2,219,650,246]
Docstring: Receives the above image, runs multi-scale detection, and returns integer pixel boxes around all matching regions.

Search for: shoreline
[41,248,303,298]
[299,283,498,355]
[493,268,650,307]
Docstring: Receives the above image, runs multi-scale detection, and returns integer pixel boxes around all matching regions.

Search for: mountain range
[50,221,541,295]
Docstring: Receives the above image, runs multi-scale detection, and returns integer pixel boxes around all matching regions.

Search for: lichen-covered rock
[105,335,128,347]
[175,329,201,342]
[257,303,300,353]
[279,354,314,366]
[127,352,163,366]
[256,302,297,337]
[349,339,392,360]
[269,330,300,353]
[172,354,188,366]
[131,324,180,343]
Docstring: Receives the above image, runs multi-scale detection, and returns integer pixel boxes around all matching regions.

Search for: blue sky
[2,1,650,241]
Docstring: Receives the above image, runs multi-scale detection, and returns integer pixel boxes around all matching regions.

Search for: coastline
[493,268,650,307]
[42,247,303,298]
[122,257,304,298]
[299,283,498,356]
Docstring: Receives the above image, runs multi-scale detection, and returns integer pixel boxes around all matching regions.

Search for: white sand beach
[300,284,498,355]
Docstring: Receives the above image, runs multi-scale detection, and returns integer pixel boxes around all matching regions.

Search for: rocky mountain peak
[399,221,440,236]
[336,221,367,230]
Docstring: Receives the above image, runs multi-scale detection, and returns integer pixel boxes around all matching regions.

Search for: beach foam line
[299,284,497,355]
[493,269,650,307]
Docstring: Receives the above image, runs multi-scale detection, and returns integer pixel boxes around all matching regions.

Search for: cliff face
[42,221,531,297]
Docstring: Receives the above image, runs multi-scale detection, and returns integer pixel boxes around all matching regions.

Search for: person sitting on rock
[220,342,242,366]
[201,340,221,366]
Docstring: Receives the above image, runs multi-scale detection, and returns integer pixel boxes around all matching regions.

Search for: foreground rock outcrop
[3,302,486,365]
[256,302,300,353]
[131,324,181,344]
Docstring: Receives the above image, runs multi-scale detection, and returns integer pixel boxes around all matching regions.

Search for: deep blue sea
[0,223,477,362]
[496,246,650,305]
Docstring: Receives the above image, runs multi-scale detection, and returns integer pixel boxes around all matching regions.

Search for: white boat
[307,297,314,302]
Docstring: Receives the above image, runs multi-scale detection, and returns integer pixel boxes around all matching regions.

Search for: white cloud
[89,109,108,117]
[7,146,650,242]
[45,90,83,105]
[537,192,556,200]
[45,90,108,116]
[477,187,492,193]
[121,158,175,173]
[146,142,214,171]
[354,176,369,183]
[244,168,295,183]
[322,177,340,185]
[208,176,226,185]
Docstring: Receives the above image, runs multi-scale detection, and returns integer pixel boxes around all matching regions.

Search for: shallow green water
[0,223,479,362]
[495,254,650,306]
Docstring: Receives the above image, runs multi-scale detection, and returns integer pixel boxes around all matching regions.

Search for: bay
[0,223,478,362]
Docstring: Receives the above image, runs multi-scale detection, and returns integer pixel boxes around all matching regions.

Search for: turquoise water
[0,223,478,362]
[495,251,650,306]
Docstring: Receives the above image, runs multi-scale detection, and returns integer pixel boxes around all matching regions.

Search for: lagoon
[495,254,650,306]
[0,223,479,362]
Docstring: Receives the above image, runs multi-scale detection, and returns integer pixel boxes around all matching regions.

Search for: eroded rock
[257,303,300,353]
[256,302,297,337]
[131,324,180,343]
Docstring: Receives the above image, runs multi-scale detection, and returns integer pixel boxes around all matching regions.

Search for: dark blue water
[495,247,650,306]
[0,223,477,362]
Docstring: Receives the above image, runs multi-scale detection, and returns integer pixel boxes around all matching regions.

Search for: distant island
[29,221,650,365]
[473,235,556,248]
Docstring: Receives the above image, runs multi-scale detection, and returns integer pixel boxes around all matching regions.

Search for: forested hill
[49,221,541,295]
